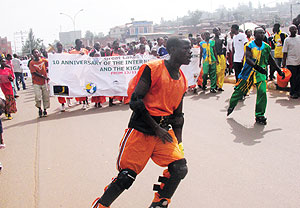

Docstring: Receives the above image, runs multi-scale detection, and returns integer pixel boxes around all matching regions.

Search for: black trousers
[233,62,243,83]
[287,65,300,96]
[270,58,282,80]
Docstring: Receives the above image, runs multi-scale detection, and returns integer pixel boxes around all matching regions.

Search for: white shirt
[12,58,22,73]
[233,33,248,63]
[282,35,300,66]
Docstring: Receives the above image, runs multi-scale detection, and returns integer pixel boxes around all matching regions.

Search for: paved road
[1,82,300,208]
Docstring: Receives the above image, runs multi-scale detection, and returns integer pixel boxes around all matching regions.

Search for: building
[109,20,154,41]
[126,21,154,37]
[13,31,28,55]
[59,31,82,48]
[109,25,127,39]
[0,37,12,55]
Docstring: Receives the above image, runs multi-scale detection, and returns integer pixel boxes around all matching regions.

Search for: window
[144,27,148,33]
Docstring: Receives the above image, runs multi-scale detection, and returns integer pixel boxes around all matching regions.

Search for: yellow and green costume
[228,40,271,118]
[200,40,217,89]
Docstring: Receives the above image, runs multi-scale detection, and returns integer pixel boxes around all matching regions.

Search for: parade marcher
[213,27,227,91]
[199,31,219,93]
[5,54,18,98]
[12,54,26,90]
[29,49,50,117]
[0,57,17,120]
[69,39,89,110]
[91,37,191,208]
[271,23,287,80]
[232,24,248,83]
[55,42,73,112]
[90,42,106,108]
[282,25,300,99]
[89,42,102,58]
[227,28,285,125]
[109,40,126,106]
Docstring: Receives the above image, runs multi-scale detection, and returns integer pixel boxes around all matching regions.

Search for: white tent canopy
[239,22,259,31]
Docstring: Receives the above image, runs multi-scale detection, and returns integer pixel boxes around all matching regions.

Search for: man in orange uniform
[69,39,89,109]
[29,49,50,117]
[91,37,192,208]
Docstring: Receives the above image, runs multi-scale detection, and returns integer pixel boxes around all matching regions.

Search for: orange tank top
[138,59,187,116]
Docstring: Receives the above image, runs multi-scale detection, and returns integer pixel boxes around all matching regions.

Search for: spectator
[271,23,288,80]
[0,98,5,149]
[245,29,254,41]
[282,25,300,99]
[292,14,300,35]
[12,54,26,90]
[0,56,17,120]
[153,37,168,57]
[137,36,150,53]
[29,49,50,118]
[226,31,234,75]
[232,24,248,83]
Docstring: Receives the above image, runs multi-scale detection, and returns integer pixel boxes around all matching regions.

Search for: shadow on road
[275,98,300,109]
[189,90,221,101]
[227,118,282,146]
[3,104,130,130]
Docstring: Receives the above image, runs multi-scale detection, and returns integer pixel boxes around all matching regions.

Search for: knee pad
[98,169,137,207]
[168,158,188,180]
[153,159,188,199]
[115,169,137,190]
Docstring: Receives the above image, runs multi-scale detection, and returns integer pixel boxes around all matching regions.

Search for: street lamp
[290,2,300,22]
[60,9,84,31]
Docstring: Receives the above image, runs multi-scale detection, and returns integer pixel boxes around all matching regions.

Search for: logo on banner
[53,85,69,96]
[85,83,97,94]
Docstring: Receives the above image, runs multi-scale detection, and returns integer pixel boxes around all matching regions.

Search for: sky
[2,0,290,51]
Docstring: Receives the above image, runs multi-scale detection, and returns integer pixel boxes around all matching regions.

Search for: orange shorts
[116,128,184,174]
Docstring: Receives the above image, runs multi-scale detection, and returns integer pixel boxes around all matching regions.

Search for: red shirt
[0,67,14,95]
[29,58,48,85]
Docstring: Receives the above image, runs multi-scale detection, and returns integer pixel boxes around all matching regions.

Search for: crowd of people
[1,16,300,206]
[0,19,299,147]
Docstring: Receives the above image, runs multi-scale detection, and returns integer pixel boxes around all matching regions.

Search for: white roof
[239,22,259,31]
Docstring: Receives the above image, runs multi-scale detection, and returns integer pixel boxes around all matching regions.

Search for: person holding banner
[69,39,89,110]
[55,42,73,112]
[29,49,50,118]
[91,37,192,208]
[109,40,127,106]
[89,42,106,108]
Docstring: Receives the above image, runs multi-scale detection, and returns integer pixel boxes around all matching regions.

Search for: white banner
[48,50,200,97]
[181,47,200,86]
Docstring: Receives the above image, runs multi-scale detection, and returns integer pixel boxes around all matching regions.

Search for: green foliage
[22,29,44,55]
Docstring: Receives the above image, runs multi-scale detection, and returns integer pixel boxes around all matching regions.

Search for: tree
[182,10,203,27]
[22,28,44,55]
